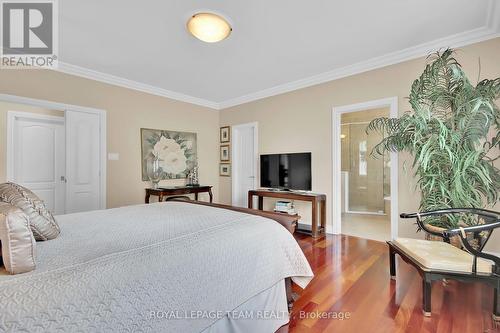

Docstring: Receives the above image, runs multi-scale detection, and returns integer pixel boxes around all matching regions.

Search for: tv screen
[260,153,312,191]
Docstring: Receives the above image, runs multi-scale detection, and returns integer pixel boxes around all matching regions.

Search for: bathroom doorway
[340,108,390,241]
[332,97,398,242]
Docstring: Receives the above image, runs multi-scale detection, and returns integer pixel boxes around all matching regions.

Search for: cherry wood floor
[289,234,499,333]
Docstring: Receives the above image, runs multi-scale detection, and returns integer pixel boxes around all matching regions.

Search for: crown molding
[219,25,500,109]
[52,2,498,111]
[55,62,220,110]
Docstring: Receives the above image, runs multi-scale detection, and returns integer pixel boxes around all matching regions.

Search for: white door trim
[1,94,107,210]
[332,97,399,240]
[231,122,259,206]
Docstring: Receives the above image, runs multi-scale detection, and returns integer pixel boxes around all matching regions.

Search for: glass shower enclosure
[341,122,390,214]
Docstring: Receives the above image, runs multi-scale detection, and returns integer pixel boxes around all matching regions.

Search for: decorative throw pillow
[0,182,60,241]
[0,202,36,274]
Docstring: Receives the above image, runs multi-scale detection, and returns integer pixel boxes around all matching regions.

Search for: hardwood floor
[289,234,499,333]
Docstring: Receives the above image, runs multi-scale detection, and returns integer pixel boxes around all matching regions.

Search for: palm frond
[367,49,500,228]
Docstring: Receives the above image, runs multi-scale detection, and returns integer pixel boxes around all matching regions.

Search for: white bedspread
[0,202,313,332]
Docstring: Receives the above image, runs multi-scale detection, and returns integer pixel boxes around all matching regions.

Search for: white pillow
[0,202,36,274]
[0,182,60,241]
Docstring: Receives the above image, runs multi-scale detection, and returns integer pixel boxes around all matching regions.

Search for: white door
[232,123,258,207]
[65,110,101,213]
[8,113,66,215]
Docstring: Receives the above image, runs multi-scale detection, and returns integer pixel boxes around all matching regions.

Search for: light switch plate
[108,153,119,161]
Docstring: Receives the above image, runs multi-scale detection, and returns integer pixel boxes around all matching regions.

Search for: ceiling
[58,0,499,109]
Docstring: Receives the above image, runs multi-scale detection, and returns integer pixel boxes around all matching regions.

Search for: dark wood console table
[248,189,326,238]
[145,186,213,203]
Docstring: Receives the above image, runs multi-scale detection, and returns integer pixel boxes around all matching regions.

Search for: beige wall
[219,37,500,252]
[0,70,220,208]
[0,38,497,252]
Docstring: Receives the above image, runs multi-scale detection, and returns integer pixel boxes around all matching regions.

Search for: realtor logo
[1,0,58,68]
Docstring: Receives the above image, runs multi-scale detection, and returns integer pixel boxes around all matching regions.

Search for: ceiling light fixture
[187,12,232,43]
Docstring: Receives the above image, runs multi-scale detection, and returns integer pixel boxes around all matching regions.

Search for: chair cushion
[0,182,60,241]
[393,238,492,274]
[0,202,36,274]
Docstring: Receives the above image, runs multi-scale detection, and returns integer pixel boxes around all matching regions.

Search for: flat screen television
[260,152,312,191]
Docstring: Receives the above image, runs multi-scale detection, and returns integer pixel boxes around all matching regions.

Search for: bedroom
[0,1,499,332]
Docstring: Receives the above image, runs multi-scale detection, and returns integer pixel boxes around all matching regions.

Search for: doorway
[231,122,258,207]
[4,94,107,214]
[332,97,399,241]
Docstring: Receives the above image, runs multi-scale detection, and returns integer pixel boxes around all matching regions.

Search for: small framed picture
[220,145,230,162]
[220,164,231,176]
[220,126,230,143]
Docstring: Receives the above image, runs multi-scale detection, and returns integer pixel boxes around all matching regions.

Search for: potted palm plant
[367,49,499,243]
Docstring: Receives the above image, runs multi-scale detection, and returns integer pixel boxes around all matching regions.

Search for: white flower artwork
[141,129,197,180]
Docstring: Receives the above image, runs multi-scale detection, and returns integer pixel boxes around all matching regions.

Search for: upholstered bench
[389,209,500,320]
[391,238,492,274]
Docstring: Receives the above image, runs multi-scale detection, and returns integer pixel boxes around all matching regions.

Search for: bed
[0,201,313,332]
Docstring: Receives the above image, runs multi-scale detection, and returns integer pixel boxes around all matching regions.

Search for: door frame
[231,122,259,206]
[332,97,399,240]
[2,93,107,210]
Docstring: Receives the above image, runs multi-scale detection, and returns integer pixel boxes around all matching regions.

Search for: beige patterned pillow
[0,202,36,274]
[0,182,60,241]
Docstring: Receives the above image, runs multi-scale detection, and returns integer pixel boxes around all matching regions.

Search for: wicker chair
[387,208,500,320]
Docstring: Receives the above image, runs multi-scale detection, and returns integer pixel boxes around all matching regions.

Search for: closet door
[231,123,257,207]
[65,110,102,213]
[8,112,66,215]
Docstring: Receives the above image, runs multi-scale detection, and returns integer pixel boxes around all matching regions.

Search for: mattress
[0,202,313,332]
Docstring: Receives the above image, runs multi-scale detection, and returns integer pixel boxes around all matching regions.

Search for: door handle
[60,176,67,183]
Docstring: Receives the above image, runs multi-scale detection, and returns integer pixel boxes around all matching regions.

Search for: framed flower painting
[141,128,198,181]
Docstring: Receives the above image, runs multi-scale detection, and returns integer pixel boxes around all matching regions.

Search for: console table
[248,189,326,238]
[145,186,213,203]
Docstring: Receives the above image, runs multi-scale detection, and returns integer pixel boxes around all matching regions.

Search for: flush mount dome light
[187,12,232,43]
